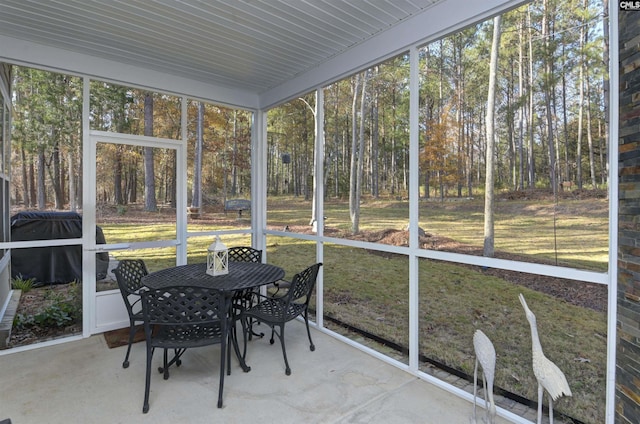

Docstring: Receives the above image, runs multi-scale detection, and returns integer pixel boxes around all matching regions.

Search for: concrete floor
[1,321,520,424]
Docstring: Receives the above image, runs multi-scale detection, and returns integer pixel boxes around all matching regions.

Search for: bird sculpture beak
[519,293,529,311]
[519,293,537,323]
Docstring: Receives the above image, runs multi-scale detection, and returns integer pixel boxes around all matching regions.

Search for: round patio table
[142,261,285,372]
[142,261,284,292]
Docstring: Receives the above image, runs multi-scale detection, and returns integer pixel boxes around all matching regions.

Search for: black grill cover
[10,211,109,285]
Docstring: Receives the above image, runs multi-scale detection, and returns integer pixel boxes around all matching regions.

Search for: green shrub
[11,275,35,293]
[14,302,80,329]
[34,304,76,327]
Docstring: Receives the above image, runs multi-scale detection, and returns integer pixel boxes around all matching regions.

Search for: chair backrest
[227,246,262,263]
[113,259,148,296]
[141,286,226,328]
[284,263,322,307]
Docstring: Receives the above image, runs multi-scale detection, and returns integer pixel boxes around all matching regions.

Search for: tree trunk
[517,15,525,190]
[192,102,204,209]
[20,147,30,207]
[29,157,36,207]
[542,0,557,195]
[349,72,366,234]
[371,83,379,199]
[577,5,585,190]
[127,160,137,204]
[527,9,536,188]
[170,152,177,208]
[51,137,63,209]
[333,88,340,198]
[586,66,597,188]
[37,148,46,209]
[357,73,368,221]
[114,145,123,205]
[601,0,609,186]
[561,43,570,185]
[231,110,238,197]
[483,15,501,258]
[68,150,76,211]
[144,92,157,211]
[76,144,83,206]
[584,0,597,189]
[349,75,359,232]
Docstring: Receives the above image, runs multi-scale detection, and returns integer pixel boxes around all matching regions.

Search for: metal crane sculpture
[472,329,497,424]
[519,293,572,424]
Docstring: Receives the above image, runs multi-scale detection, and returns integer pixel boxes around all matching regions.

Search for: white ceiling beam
[0,34,260,110]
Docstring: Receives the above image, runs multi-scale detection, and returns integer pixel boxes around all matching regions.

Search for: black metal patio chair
[227,246,263,362]
[140,285,229,413]
[113,259,148,369]
[227,246,262,264]
[228,247,262,317]
[240,262,322,375]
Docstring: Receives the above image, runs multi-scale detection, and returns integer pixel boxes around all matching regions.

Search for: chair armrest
[268,279,291,298]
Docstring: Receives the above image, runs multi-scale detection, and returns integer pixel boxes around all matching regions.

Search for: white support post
[605,2,619,423]
[176,96,189,265]
[252,110,268,257]
[315,87,325,328]
[408,45,420,373]
[81,76,95,337]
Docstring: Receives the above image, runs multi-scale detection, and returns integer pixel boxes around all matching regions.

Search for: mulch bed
[5,284,82,349]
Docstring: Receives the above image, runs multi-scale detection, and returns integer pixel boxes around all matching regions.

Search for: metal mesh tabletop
[142,262,285,292]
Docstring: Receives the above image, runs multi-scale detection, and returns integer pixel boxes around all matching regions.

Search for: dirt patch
[497,187,608,201]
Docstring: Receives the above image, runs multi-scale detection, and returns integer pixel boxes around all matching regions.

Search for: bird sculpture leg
[472,357,479,423]
[537,384,543,424]
[486,380,496,424]
[549,397,554,424]
[482,373,489,423]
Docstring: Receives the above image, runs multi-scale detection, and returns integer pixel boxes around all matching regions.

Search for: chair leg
[269,326,276,345]
[247,316,264,340]
[234,316,252,373]
[161,349,170,380]
[143,346,154,413]
[304,309,315,352]
[276,323,291,375]
[236,314,255,363]
[240,319,249,360]
[218,331,227,408]
[245,290,264,340]
[123,320,136,368]
[159,348,185,377]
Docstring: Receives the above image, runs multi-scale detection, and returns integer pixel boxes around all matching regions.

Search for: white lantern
[206,236,228,276]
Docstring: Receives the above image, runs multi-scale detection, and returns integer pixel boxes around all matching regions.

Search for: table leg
[228,298,251,373]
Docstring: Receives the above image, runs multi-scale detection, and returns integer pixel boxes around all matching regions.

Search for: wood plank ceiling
[0,0,444,94]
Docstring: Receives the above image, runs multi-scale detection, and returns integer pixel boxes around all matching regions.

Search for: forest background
[9,0,608,233]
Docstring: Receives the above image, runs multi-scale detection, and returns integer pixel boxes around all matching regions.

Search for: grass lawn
[266,193,608,271]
